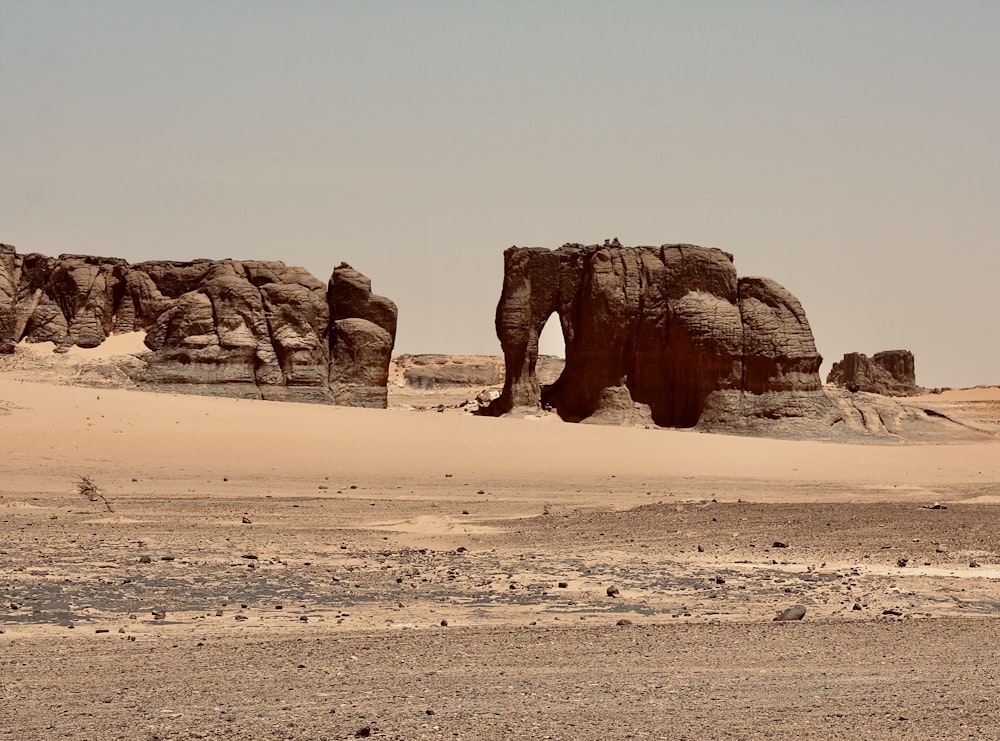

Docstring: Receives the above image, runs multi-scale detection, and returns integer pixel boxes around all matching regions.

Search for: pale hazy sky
[2,1,998,388]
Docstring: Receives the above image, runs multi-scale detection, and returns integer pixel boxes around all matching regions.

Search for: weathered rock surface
[0,244,396,406]
[827,350,921,396]
[486,242,829,428]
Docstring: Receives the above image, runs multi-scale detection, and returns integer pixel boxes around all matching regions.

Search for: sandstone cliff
[486,242,828,427]
[0,245,396,406]
[826,350,921,397]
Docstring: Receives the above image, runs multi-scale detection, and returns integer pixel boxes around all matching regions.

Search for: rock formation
[391,354,564,390]
[0,244,396,406]
[485,242,828,427]
[826,350,920,397]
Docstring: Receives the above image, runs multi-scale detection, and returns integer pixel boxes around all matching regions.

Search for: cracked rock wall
[0,245,396,407]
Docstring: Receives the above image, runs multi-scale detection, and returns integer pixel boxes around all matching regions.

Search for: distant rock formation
[0,244,396,406]
[485,242,829,427]
[826,350,921,397]
[392,354,564,390]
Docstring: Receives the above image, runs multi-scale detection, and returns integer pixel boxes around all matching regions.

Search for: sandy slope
[1,345,998,740]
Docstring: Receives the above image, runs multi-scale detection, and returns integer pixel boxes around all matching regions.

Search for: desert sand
[1,338,998,740]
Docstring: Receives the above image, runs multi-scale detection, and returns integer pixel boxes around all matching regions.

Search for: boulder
[826,350,921,396]
[485,242,828,427]
[0,245,396,407]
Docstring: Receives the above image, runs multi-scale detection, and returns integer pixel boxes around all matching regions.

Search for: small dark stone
[355,727,371,738]
[773,605,806,621]
[772,540,789,548]
[606,586,620,598]
[557,582,569,589]
[969,561,981,568]
[616,619,633,626]
[882,608,903,616]
[349,484,358,489]
[299,616,308,622]
[440,619,449,627]
[160,555,175,561]
[697,545,705,553]
[897,557,909,567]
[138,555,152,564]
[456,546,467,553]
[95,629,109,634]
[426,709,435,716]
[242,516,252,524]
[152,610,166,620]
[241,554,258,560]
[715,576,726,585]
[852,603,863,611]
[318,485,329,490]
[235,615,248,621]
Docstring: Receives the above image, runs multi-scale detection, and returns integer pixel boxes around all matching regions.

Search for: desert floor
[1,342,999,740]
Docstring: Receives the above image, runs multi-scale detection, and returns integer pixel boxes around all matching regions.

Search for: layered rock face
[826,350,920,396]
[487,242,828,427]
[0,245,396,406]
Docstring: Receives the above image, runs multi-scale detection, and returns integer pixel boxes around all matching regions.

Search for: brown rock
[485,242,827,427]
[826,350,921,396]
[0,245,396,407]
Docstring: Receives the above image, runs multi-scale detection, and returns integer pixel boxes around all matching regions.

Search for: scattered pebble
[606,586,620,598]
[773,605,806,621]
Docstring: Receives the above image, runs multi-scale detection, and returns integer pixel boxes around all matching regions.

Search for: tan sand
[1,357,998,739]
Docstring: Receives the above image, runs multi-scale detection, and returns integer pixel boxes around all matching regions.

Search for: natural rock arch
[486,242,828,427]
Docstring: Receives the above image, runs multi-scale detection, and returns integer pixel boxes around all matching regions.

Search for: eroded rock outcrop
[826,350,921,397]
[0,245,396,406]
[391,354,564,390]
[486,242,828,428]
